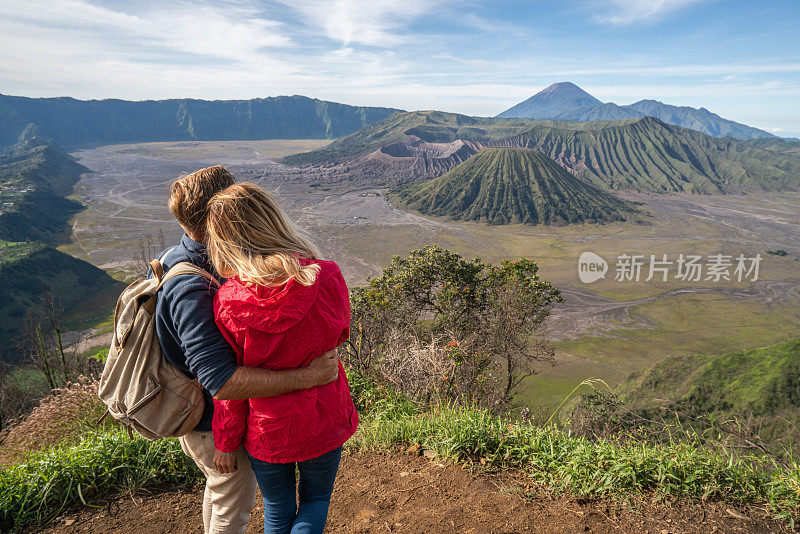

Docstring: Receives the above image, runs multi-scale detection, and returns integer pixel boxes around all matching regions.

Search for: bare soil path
[36,451,786,534]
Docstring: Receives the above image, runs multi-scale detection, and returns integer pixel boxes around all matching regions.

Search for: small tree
[345,245,562,409]
[133,230,167,278]
[22,293,81,390]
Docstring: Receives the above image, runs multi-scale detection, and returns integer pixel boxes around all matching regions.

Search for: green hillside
[0,94,401,148]
[284,110,536,165]
[393,147,636,225]
[619,339,800,447]
[0,245,121,362]
[512,117,800,193]
[0,139,87,243]
[0,140,120,361]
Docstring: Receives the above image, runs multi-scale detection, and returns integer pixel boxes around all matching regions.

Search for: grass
[0,428,200,530]
[0,240,44,264]
[348,377,800,526]
[1,374,799,531]
[352,404,800,526]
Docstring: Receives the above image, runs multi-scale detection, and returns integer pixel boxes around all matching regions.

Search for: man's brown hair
[168,165,235,239]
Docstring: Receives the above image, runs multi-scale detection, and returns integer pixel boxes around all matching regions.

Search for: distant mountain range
[288,111,800,194]
[496,82,774,140]
[0,94,402,148]
[393,147,636,225]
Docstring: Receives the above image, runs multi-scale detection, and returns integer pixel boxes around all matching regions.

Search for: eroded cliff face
[0,94,402,148]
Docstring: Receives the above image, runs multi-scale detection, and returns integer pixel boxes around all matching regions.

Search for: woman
[205,183,358,534]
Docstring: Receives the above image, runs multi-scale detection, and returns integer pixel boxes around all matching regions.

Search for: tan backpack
[98,255,219,440]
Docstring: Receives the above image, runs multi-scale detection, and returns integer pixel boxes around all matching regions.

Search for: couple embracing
[153,166,358,533]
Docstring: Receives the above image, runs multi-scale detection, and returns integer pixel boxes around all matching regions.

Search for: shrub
[345,245,562,408]
[0,377,107,465]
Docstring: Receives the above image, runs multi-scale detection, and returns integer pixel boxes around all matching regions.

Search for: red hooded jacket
[212,258,358,463]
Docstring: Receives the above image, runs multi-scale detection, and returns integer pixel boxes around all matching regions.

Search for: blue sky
[1,0,799,136]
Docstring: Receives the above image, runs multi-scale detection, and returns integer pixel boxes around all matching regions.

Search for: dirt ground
[36,450,787,534]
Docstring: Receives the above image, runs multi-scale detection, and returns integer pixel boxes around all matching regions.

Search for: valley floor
[36,450,785,534]
[61,140,800,411]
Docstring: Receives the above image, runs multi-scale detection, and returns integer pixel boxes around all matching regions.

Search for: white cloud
[0,0,291,70]
[276,0,449,47]
[594,0,706,25]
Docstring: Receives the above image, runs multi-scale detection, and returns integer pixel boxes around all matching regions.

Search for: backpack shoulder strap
[158,261,220,290]
[148,246,178,282]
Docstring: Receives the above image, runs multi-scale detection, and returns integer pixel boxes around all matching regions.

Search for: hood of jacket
[218,258,327,334]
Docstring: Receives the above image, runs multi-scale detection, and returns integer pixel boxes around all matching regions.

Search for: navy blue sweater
[152,234,237,431]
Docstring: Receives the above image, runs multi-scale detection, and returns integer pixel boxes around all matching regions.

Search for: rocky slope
[283,110,534,166]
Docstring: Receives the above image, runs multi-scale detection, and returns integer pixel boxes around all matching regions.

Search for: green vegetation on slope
[0,94,402,148]
[618,339,800,446]
[393,147,637,225]
[744,137,800,157]
[0,139,121,361]
[284,110,536,165]
[0,138,87,243]
[0,246,121,362]
[510,116,800,193]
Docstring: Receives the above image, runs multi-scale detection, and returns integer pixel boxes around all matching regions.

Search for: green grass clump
[354,404,800,525]
[0,428,200,531]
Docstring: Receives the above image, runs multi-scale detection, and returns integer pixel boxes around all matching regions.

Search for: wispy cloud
[431,54,496,68]
[593,0,706,25]
[276,0,449,47]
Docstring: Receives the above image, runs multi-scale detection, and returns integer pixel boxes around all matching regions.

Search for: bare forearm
[214,366,313,400]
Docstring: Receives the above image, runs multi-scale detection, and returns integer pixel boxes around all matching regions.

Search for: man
[153,165,339,534]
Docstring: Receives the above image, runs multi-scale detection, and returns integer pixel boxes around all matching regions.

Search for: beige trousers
[179,430,258,534]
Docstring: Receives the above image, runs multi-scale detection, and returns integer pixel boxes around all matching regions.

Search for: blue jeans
[248,446,342,534]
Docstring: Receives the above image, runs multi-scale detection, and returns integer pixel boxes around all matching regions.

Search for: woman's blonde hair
[206,183,321,287]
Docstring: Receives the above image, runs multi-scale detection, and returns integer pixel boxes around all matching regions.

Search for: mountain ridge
[497,116,800,193]
[496,83,774,140]
[0,94,403,148]
[287,112,800,194]
[0,139,120,361]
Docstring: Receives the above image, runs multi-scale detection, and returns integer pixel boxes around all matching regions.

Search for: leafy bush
[346,245,561,408]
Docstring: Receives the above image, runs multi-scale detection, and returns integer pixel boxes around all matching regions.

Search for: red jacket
[212,258,358,463]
